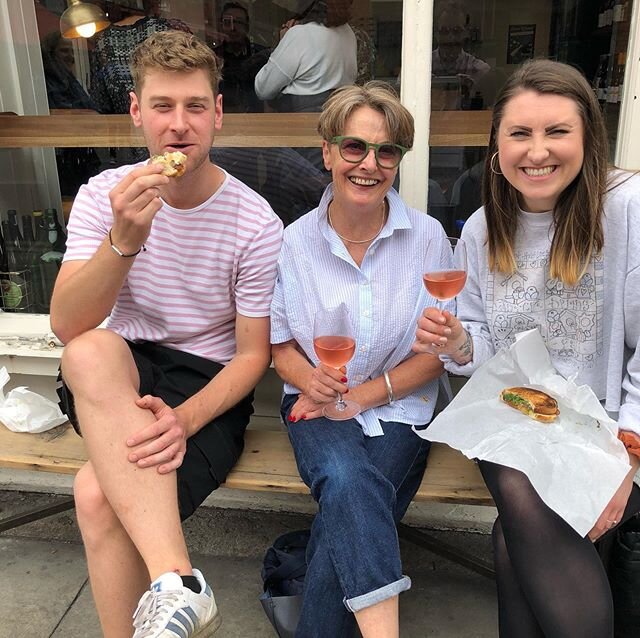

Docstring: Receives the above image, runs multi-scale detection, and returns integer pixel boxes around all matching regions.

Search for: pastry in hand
[500,387,560,423]
[150,151,187,177]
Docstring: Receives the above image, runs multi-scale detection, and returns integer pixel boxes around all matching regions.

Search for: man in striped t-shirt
[50,31,282,638]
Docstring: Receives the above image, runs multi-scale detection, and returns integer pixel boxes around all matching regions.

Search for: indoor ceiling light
[60,0,110,39]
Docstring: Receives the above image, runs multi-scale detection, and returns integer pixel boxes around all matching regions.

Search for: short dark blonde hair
[130,31,222,95]
[317,81,414,149]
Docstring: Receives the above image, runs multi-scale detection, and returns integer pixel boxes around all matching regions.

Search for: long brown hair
[483,59,608,286]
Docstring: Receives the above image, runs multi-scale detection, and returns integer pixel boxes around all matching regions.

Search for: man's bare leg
[74,462,149,638]
[62,329,191,579]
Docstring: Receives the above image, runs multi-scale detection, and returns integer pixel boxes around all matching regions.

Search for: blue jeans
[281,394,431,638]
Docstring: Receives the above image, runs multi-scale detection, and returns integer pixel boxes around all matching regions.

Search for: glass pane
[0,1,402,312]
[429,0,634,235]
[32,0,401,203]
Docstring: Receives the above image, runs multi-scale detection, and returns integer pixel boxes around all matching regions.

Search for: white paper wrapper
[0,367,68,434]
[417,329,630,536]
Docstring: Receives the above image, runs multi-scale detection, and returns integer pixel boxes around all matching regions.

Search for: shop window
[0,1,401,312]
[428,0,634,235]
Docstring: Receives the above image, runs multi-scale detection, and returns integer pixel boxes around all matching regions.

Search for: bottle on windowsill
[1,217,32,312]
[27,210,50,313]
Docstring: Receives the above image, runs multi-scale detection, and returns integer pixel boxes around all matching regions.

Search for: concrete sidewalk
[0,491,498,638]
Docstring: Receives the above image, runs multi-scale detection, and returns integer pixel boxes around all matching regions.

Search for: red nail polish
[301,414,307,420]
[345,389,349,394]
[341,377,348,383]
[288,415,295,422]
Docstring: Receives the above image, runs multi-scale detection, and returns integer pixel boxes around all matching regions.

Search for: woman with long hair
[414,59,640,637]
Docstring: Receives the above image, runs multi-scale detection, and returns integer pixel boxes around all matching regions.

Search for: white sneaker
[132,568,221,638]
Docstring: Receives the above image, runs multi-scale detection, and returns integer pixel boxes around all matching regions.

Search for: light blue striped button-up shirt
[270,184,451,436]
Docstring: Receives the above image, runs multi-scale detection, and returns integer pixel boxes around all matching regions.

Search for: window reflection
[254,1,357,113]
[429,0,634,236]
[30,0,400,232]
[432,1,491,111]
[211,2,269,113]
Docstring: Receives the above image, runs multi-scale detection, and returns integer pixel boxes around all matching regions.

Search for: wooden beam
[0,111,491,149]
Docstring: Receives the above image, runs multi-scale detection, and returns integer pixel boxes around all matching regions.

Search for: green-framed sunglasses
[330,136,409,169]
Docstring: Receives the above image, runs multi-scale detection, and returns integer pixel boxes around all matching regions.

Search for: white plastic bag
[0,367,68,433]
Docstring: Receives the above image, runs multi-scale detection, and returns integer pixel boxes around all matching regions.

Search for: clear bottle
[7,209,22,243]
[27,210,49,313]
[39,209,66,310]
[1,219,30,311]
[0,223,9,311]
[22,213,34,249]
[44,208,67,260]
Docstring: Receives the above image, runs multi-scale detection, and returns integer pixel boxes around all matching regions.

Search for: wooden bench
[0,422,495,578]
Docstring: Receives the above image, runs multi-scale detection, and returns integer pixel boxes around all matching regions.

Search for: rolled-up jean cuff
[343,575,411,613]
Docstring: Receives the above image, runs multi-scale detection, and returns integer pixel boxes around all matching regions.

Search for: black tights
[479,461,640,638]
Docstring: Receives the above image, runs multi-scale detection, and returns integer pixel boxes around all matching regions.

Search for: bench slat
[0,424,493,506]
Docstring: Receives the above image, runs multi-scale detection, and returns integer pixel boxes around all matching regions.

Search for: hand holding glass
[313,305,361,420]
[423,236,467,311]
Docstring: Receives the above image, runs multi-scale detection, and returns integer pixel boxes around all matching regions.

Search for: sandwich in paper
[500,386,560,423]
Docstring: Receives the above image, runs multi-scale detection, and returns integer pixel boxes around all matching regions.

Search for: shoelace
[132,589,183,632]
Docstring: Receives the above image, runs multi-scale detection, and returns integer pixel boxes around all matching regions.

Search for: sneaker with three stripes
[132,568,221,638]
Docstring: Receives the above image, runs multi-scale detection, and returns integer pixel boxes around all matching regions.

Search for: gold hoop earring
[490,151,502,175]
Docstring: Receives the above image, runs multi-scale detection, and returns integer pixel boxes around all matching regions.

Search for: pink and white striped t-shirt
[64,163,283,364]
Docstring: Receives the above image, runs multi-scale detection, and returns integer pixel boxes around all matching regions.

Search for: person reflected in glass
[89,0,191,115]
[40,31,100,195]
[414,59,640,637]
[431,1,490,110]
[41,31,96,111]
[271,82,451,637]
[254,0,357,113]
[209,2,269,113]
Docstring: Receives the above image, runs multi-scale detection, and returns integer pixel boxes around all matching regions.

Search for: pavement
[0,490,498,638]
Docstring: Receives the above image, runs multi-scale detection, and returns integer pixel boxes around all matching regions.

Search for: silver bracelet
[108,228,146,258]
[383,370,395,404]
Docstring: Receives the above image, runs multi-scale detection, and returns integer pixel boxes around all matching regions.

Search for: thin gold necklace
[328,201,387,245]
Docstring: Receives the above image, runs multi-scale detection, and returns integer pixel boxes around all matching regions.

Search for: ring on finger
[606,519,618,527]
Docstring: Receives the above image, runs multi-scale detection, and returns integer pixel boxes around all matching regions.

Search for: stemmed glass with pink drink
[423,236,467,311]
[313,304,361,420]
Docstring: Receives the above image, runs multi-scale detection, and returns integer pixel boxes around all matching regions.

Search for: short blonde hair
[130,31,222,95]
[317,81,414,149]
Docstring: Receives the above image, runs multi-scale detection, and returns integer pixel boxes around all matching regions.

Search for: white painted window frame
[615,0,640,169]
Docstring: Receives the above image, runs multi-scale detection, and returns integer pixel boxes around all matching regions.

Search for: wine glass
[423,236,467,312]
[313,304,361,421]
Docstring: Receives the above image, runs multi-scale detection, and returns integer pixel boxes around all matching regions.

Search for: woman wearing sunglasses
[270,81,450,637]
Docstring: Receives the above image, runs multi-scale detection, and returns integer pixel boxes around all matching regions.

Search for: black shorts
[57,340,254,521]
